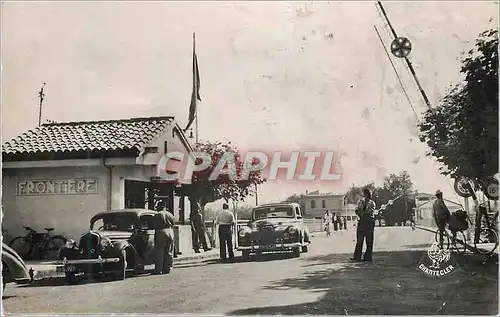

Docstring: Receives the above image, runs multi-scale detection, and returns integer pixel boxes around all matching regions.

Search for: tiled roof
[2,116,174,156]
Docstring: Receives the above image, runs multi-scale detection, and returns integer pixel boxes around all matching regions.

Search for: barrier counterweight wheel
[390,37,412,58]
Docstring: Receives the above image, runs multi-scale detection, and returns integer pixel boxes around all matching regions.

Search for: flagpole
[193,32,199,144]
[196,102,199,144]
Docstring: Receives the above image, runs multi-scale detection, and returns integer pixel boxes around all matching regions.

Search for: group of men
[189,202,237,261]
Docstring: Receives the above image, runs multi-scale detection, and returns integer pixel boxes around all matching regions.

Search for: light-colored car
[2,243,31,291]
[237,203,311,260]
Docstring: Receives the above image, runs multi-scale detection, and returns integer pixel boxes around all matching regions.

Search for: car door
[136,215,156,264]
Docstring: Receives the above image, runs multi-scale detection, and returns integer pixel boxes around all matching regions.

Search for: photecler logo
[156,150,343,182]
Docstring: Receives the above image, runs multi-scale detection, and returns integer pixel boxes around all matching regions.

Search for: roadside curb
[24,251,222,281]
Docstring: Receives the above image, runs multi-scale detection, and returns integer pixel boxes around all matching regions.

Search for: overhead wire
[373,2,468,207]
[374,25,419,122]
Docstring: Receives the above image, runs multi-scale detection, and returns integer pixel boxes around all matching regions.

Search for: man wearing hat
[433,190,451,249]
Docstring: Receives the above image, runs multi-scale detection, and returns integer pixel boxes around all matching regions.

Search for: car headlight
[287,226,297,234]
[239,228,251,237]
[100,237,112,249]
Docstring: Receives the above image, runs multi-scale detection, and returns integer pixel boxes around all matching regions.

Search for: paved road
[3,227,497,315]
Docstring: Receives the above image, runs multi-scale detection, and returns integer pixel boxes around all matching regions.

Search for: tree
[344,183,376,204]
[185,140,266,217]
[343,171,416,226]
[282,193,307,214]
[418,29,498,187]
[379,171,416,226]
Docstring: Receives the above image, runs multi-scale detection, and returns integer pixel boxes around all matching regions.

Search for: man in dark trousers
[215,203,235,261]
[152,207,175,275]
[351,188,377,262]
[332,213,339,231]
[190,203,211,253]
[433,190,451,249]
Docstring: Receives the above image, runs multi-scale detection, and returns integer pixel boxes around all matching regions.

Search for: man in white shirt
[215,203,235,261]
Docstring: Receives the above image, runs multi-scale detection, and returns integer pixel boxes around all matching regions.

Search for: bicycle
[434,211,499,256]
[10,226,67,260]
[434,225,468,254]
[472,204,499,255]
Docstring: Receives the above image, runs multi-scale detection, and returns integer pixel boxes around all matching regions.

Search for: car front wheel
[301,245,309,253]
[114,249,127,280]
[293,247,301,258]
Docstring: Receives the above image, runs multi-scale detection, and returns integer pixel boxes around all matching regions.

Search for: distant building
[414,192,462,228]
[302,191,353,219]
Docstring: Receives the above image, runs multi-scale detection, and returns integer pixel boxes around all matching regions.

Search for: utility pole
[255,183,259,206]
[38,82,46,126]
[376,1,432,109]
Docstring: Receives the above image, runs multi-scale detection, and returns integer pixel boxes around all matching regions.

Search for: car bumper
[54,257,121,265]
[238,242,301,251]
[48,257,121,274]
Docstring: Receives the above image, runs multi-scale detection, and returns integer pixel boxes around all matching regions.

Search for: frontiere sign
[17,179,98,196]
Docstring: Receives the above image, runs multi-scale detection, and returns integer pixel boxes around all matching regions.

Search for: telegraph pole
[38,82,46,126]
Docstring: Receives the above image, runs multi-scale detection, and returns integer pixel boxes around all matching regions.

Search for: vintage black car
[2,243,31,291]
[237,203,311,260]
[56,209,158,283]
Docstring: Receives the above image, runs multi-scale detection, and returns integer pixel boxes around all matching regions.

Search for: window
[144,147,159,154]
[295,207,301,216]
[311,200,316,209]
[347,216,351,221]
[352,216,357,221]
[322,200,326,208]
[164,141,168,154]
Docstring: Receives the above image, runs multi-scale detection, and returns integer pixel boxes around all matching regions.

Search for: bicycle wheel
[44,235,67,260]
[474,228,499,255]
[452,231,467,254]
[9,237,32,259]
[434,229,450,250]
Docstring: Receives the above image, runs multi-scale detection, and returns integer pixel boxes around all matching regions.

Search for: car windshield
[253,206,294,220]
[91,214,136,232]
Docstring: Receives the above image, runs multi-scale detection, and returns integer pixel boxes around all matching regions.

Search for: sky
[2,1,498,207]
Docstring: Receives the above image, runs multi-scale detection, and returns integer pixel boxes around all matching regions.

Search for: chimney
[305,190,309,195]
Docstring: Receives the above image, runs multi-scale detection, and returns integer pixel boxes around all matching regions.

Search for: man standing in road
[215,203,235,262]
[152,207,175,275]
[433,190,451,249]
[351,188,376,262]
[190,203,212,253]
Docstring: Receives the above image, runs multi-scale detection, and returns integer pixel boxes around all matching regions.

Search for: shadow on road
[229,250,498,315]
[17,270,156,288]
[177,252,298,268]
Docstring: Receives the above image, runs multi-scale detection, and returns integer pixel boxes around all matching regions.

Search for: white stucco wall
[2,166,109,242]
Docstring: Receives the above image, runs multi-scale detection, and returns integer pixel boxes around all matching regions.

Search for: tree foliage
[418,29,498,186]
[344,171,416,226]
[185,140,266,207]
[282,193,307,214]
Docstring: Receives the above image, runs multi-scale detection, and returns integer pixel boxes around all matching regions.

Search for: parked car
[2,243,31,291]
[237,203,311,260]
[55,209,158,283]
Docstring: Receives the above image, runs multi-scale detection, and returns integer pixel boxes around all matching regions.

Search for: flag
[185,33,201,131]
